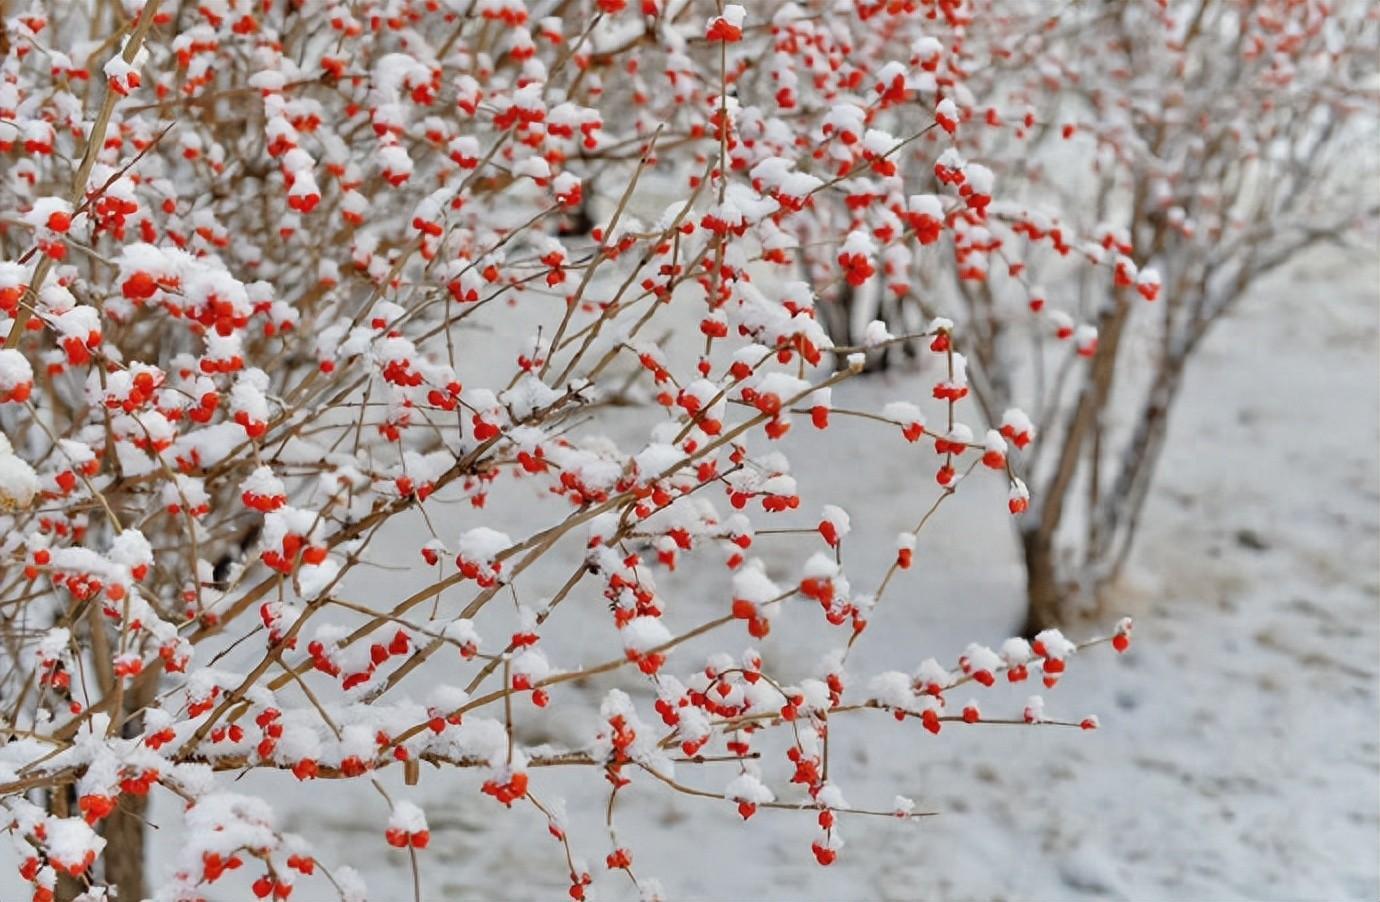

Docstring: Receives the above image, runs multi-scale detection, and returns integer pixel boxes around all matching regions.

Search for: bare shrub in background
[820,0,1378,631]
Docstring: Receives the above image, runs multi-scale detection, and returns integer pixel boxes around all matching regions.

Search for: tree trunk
[1020,528,1063,637]
[1020,292,1135,633]
[1096,354,1190,593]
[100,679,158,898]
[56,866,86,900]
[51,787,86,902]
[102,793,148,900]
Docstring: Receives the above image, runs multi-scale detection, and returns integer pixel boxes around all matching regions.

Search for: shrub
[11,0,1367,898]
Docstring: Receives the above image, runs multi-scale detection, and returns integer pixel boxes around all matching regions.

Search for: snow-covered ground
[7,249,1374,901]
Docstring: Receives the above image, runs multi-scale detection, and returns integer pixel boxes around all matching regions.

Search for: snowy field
[6,249,1375,901]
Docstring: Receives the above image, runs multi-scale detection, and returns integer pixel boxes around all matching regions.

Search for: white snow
[0,449,38,511]
[457,527,511,562]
